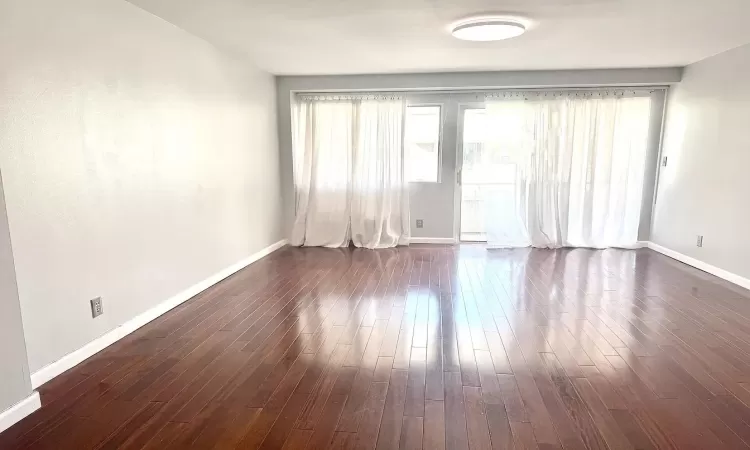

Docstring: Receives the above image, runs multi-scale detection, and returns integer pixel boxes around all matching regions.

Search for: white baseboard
[647,241,750,291]
[30,239,288,389]
[409,237,457,245]
[0,391,40,433]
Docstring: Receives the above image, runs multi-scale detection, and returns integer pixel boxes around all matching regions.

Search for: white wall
[0,170,32,413]
[652,43,750,280]
[277,69,681,240]
[0,0,282,373]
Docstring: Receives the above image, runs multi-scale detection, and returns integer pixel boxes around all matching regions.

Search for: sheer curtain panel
[482,91,653,249]
[291,96,410,249]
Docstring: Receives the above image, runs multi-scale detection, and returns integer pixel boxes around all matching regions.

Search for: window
[404,105,441,182]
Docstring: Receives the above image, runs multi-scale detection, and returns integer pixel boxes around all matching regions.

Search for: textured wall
[0,0,282,372]
[652,43,750,280]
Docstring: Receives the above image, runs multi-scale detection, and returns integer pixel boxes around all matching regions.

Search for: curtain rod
[293,85,669,97]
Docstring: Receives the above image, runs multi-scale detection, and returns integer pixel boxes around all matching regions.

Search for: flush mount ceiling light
[451,18,526,41]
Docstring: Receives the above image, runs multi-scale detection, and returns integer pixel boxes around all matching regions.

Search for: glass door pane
[460,108,487,241]
[459,108,520,242]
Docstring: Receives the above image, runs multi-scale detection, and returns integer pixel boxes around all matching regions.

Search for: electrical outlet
[416,219,424,229]
[662,156,668,167]
[90,297,103,318]
[696,235,704,248]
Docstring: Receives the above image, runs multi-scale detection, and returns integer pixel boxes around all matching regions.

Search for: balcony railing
[460,182,516,241]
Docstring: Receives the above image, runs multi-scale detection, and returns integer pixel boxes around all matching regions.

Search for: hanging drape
[481,91,653,249]
[291,95,410,249]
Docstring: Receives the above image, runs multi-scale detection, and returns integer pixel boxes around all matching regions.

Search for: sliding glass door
[458,107,487,241]
[456,92,654,248]
[458,105,525,243]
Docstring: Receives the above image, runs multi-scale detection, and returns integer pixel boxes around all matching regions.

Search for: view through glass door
[458,107,523,243]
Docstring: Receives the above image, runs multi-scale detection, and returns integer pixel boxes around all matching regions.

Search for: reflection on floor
[4,244,750,449]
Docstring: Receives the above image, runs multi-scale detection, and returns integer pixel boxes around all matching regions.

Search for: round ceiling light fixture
[451,18,526,41]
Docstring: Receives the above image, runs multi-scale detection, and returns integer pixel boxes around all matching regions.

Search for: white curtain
[291,96,410,249]
[481,92,652,249]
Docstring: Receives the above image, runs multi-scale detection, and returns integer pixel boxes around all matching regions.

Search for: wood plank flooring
[4,244,750,449]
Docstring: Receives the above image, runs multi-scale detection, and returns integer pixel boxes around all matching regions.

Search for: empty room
[2,0,750,448]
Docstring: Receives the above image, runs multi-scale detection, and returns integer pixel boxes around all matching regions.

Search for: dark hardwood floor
[4,244,750,449]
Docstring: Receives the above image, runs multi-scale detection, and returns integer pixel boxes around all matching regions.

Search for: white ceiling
[127,0,750,75]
